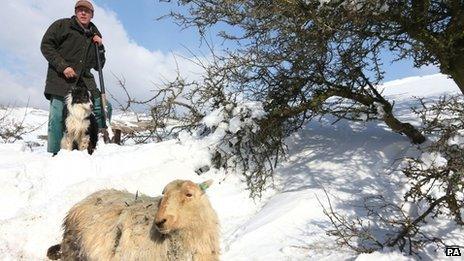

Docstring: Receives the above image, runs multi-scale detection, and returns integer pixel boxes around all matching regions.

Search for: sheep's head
[154,179,214,234]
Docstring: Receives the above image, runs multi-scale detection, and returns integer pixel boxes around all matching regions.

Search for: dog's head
[65,87,93,112]
[70,87,91,105]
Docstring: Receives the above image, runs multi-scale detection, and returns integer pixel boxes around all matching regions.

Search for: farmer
[41,0,111,155]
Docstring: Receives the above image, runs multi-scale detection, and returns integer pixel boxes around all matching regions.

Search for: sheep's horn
[198,179,213,191]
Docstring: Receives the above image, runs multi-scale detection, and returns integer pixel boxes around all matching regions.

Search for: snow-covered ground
[0,74,463,260]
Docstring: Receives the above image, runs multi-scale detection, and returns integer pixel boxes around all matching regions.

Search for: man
[41,0,111,155]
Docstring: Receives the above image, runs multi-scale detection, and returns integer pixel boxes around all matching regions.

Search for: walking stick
[95,42,114,143]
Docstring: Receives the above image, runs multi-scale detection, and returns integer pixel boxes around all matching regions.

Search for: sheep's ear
[198,179,213,191]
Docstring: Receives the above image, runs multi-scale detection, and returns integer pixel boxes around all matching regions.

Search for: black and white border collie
[60,87,99,154]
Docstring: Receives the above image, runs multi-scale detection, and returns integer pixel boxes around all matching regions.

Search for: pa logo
[445,246,461,256]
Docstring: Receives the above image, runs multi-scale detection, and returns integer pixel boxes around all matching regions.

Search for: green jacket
[41,16,105,100]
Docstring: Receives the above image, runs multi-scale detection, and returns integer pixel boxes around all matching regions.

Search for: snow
[374,102,386,119]
[381,74,459,97]
[356,250,412,261]
[0,73,463,260]
[420,151,448,168]
[448,130,464,148]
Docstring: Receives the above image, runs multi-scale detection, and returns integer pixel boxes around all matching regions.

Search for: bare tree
[404,95,464,225]
[110,54,286,197]
[319,95,464,255]
[0,105,42,144]
[161,0,426,143]
[319,191,449,256]
[165,0,464,94]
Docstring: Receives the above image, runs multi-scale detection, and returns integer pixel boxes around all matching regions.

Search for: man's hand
[63,67,77,79]
[93,35,103,45]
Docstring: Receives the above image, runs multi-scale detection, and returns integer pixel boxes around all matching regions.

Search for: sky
[0,0,439,110]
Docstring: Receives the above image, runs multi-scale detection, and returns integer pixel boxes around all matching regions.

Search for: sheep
[47,179,220,260]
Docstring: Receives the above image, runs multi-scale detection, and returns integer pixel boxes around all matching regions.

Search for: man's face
[75,6,93,26]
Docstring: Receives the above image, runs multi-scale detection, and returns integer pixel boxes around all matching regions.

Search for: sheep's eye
[185,193,193,198]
